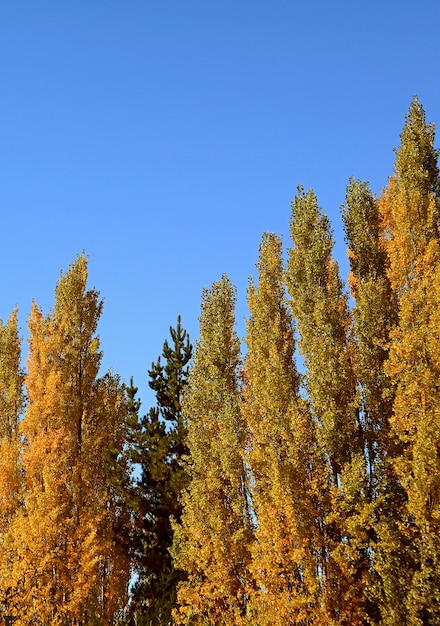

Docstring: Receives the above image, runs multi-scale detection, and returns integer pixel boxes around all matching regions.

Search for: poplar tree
[379,97,440,624]
[286,189,367,623]
[172,276,252,625]
[342,179,395,486]
[8,255,130,624]
[0,309,25,527]
[0,309,25,613]
[342,179,402,623]
[242,233,324,625]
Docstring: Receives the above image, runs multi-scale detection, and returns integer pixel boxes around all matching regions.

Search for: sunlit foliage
[1,98,440,625]
[172,276,252,625]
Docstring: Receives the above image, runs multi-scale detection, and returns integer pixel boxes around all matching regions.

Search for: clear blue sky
[1,1,439,407]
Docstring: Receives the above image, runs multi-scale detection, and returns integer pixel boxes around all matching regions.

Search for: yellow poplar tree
[0,309,25,527]
[8,254,130,624]
[242,233,325,625]
[286,188,367,623]
[0,309,25,614]
[342,178,404,624]
[172,275,252,626]
[379,96,440,625]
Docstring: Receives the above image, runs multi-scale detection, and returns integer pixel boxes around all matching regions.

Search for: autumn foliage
[0,257,130,624]
[174,97,440,625]
[0,97,439,625]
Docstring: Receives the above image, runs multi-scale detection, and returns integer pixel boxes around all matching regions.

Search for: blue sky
[1,1,439,407]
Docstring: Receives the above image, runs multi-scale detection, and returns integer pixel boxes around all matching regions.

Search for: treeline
[0,96,439,625]
[172,96,440,625]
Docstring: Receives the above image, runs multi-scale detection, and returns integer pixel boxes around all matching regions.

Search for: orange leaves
[0,254,131,624]
[372,98,440,622]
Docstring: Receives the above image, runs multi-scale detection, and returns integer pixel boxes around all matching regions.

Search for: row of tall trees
[0,96,438,624]
[172,97,440,625]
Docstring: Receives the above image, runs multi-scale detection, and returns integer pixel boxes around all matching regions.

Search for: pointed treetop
[395,95,439,194]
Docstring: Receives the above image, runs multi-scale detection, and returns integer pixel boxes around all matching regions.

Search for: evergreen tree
[172,276,252,625]
[128,316,192,625]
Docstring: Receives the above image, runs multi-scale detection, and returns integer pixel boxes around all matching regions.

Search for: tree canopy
[0,97,439,625]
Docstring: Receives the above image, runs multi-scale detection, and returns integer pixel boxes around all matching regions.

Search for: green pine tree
[128,316,192,624]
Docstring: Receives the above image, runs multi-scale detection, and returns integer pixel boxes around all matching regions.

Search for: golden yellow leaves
[0,254,130,624]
